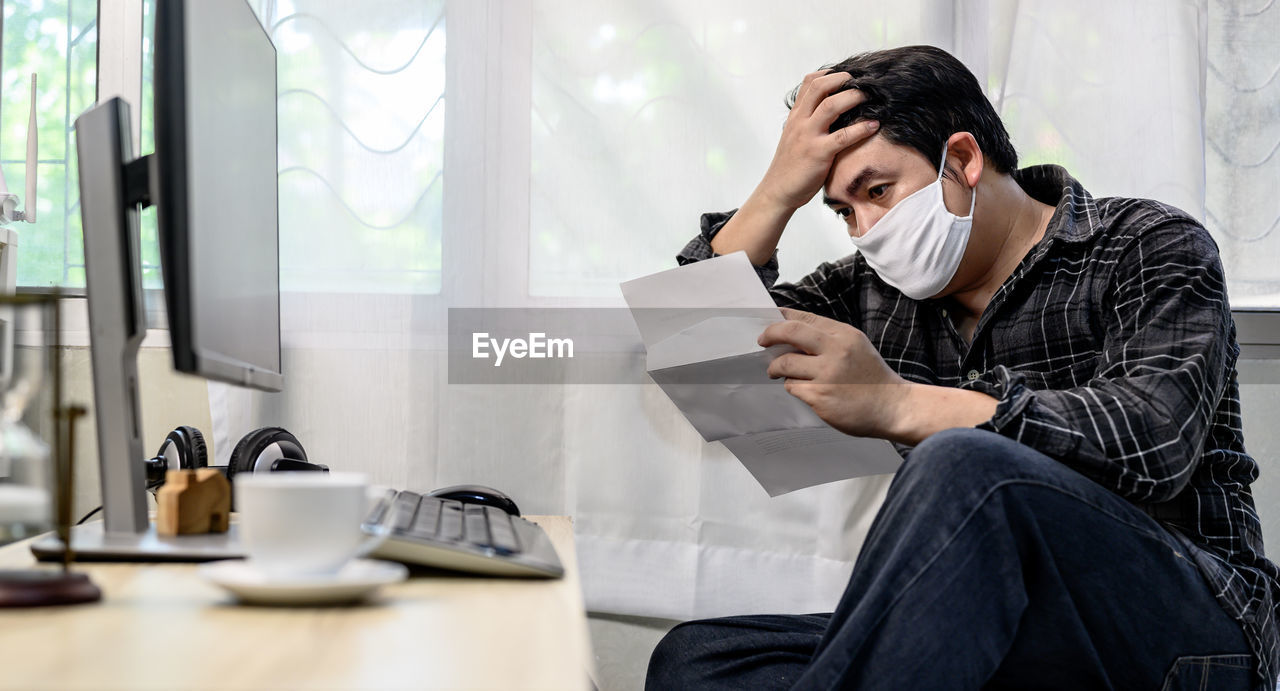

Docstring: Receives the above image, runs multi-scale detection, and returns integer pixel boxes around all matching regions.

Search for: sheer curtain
[218,0,1269,621]
[1206,0,1280,306]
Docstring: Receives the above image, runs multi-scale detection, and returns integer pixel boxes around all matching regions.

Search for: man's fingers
[825,119,880,154]
[766,352,818,380]
[758,319,825,354]
[782,377,816,404]
[799,70,830,88]
[793,71,853,116]
[812,87,867,127]
[779,307,817,322]
[779,307,848,336]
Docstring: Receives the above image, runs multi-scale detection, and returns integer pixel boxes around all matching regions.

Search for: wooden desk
[0,516,592,690]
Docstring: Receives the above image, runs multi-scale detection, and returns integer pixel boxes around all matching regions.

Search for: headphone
[79,425,327,526]
[144,425,328,490]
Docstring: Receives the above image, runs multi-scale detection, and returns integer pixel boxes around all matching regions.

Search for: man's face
[821,133,965,238]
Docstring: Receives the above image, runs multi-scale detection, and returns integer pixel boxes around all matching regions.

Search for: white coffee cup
[234,472,392,578]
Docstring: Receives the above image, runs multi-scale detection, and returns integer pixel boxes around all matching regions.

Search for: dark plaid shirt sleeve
[677,211,782,284]
[971,218,1231,504]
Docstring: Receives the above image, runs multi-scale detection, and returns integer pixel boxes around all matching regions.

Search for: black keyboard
[363,490,564,578]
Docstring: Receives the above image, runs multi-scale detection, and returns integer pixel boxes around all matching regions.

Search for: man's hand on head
[758,308,911,440]
[758,71,881,212]
[706,71,878,264]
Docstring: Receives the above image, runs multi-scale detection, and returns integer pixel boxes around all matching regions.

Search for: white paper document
[621,252,902,496]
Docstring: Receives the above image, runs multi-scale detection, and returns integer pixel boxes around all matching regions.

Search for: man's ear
[945,132,984,188]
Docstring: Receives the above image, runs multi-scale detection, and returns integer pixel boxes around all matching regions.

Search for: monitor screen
[154,0,282,391]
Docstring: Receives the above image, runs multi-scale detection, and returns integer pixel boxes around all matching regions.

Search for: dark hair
[788,45,1017,174]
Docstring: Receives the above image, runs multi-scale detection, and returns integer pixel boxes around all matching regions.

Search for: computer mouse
[428,484,521,516]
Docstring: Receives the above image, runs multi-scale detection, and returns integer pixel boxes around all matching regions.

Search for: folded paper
[621,252,902,496]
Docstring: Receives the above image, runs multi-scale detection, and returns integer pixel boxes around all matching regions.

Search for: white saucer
[200,558,408,606]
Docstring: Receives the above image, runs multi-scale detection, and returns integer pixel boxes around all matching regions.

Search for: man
[646,46,1279,690]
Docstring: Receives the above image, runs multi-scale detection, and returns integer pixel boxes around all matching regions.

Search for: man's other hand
[759,307,910,439]
[759,71,880,212]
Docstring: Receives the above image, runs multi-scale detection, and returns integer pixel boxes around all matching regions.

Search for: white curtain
[218,0,1274,621]
[1206,0,1280,306]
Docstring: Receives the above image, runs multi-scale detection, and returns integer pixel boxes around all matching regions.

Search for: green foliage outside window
[0,0,97,288]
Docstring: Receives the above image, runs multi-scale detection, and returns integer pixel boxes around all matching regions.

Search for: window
[6,1,1277,322]
[138,0,157,288]
[7,0,446,295]
[1205,0,1280,309]
[269,0,445,294]
[528,1,941,297]
[0,0,97,288]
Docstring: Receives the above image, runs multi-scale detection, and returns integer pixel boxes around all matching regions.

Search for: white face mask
[848,143,976,300]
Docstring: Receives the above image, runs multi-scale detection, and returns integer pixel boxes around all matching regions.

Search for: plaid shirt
[679,164,1279,688]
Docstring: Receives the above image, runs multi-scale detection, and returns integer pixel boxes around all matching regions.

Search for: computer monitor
[31,0,279,559]
[153,0,282,392]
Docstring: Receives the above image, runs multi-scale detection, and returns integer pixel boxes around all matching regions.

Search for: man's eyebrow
[821,166,881,207]
[845,167,881,198]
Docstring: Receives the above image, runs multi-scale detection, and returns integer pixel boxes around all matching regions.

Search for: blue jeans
[646,428,1255,690]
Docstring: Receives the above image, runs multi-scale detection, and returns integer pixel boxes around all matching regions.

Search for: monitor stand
[30,523,244,562]
[34,97,239,563]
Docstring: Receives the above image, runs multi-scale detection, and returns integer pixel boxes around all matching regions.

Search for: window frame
[1234,309,1280,359]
